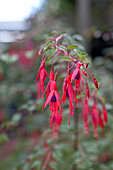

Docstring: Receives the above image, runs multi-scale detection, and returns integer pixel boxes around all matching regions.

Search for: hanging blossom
[81,93,107,138]
[35,32,107,136]
[51,109,63,137]
[61,74,78,125]
[81,97,90,136]
[35,60,49,98]
[42,78,61,129]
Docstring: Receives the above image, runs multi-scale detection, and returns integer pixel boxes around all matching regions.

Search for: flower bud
[103,104,107,124]
[93,77,99,89]
[86,83,90,98]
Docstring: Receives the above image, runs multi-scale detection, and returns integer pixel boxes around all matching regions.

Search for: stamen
[51,94,56,102]
[66,90,69,97]
[75,71,80,80]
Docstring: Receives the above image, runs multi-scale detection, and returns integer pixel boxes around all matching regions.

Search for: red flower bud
[93,77,99,89]
[103,104,107,124]
[99,112,104,129]
[86,83,90,98]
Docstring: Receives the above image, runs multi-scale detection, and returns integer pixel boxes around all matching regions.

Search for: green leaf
[74,49,82,58]
[81,52,88,56]
[45,36,54,42]
[52,151,62,161]
[48,55,62,64]
[49,48,58,58]
[57,45,67,54]
[67,45,78,50]
[43,42,56,52]
[43,49,51,58]
[59,56,72,61]
[49,161,57,169]
[81,56,84,62]
[74,49,86,61]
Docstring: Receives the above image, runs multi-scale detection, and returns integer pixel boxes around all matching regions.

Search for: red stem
[85,67,94,77]
[54,61,65,80]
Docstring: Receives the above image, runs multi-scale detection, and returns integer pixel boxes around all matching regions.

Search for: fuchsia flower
[91,101,98,138]
[71,62,81,90]
[42,80,61,129]
[61,74,78,124]
[35,60,49,97]
[82,97,90,136]
[93,77,99,89]
[89,96,107,137]
[91,100,105,138]
[70,62,99,99]
[81,92,108,138]
[42,68,55,99]
[70,62,90,98]
[52,109,63,136]
[85,67,99,90]
[86,82,90,98]
[103,104,107,124]
[98,111,104,129]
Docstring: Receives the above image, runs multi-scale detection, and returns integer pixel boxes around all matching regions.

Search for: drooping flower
[91,101,98,138]
[81,91,108,137]
[103,104,107,124]
[71,62,81,90]
[93,77,99,89]
[98,111,104,129]
[84,67,99,90]
[82,97,90,136]
[35,60,49,98]
[61,74,78,124]
[70,62,91,100]
[42,68,55,99]
[42,80,61,129]
[86,82,90,98]
[52,109,63,136]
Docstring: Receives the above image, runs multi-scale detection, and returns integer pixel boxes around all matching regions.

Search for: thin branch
[54,61,65,80]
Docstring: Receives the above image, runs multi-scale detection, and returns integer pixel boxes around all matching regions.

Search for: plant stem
[72,107,79,170]
[74,107,79,151]
[54,61,65,80]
